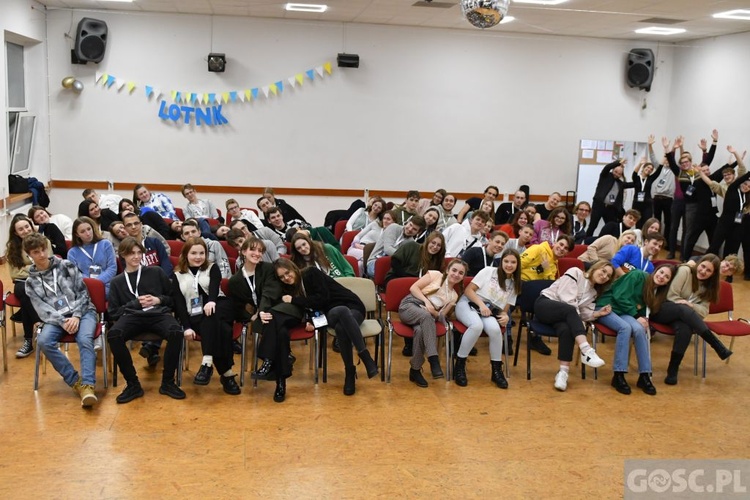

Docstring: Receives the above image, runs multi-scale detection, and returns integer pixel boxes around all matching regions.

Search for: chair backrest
[334,219,348,241]
[344,254,360,277]
[228,256,237,274]
[341,230,360,254]
[384,277,418,313]
[709,281,733,315]
[652,259,680,267]
[167,239,184,257]
[220,278,230,296]
[557,257,584,278]
[65,240,72,250]
[567,244,588,259]
[516,279,554,314]
[336,277,377,313]
[220,239,239,259]
[169,255,179,268]
[83,277,106,314]
[373,256,392,288]
[175,207,185,221]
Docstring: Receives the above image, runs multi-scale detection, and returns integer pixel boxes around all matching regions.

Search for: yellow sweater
[521,242,558,281]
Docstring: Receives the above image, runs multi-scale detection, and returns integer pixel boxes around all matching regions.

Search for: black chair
[513,280,558,380]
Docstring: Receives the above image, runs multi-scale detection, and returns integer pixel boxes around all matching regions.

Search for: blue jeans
[38,310,98,386]
[595,309,651,373]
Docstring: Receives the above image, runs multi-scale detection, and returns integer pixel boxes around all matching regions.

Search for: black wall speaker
[626,48,654,91]
[337,53,360,68]
[74,18,108,64]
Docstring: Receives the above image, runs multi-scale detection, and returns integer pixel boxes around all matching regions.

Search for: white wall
[43,8,676,224]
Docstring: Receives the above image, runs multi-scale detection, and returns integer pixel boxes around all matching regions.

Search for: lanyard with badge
[40,268,72,316]
[79,243,101,278]
[189,270,203,316]
[243,268,257,305]
[636,176,646,203]
[736,193,746,224]
[684,171,697,197]
[126,266,153,311]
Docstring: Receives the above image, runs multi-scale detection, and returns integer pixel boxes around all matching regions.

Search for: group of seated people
[4,139,748,407]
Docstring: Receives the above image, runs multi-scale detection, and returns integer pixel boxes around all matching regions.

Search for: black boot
[402,338,413,357]
[664,351,684,385]
[409,368,428,388]
[358,349,379,379]
[611,372,631,395]
[220,374,241,395]
[506,334,514,356]
[636,373,657,395]
[252,359,274,380]
[698,330,733,360]
[428,355,444,379]
[454,356,468,387]
[490,360,508,389]
[273,378,286,403]
[343,365,356,396]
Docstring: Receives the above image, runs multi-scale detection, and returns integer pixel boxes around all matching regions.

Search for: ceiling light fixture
[635,27,686,35]
[512,0,567,5]
[460,0,511,29]
[285,3,328,12]
[713,10,750,21]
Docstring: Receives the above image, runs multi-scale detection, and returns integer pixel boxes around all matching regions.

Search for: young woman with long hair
[532,207,572,246]
[275,259,378,396]
[594,263,676,396]
[454,248,522,389]
[173,237,240,395]
[290,231,354,278]
[28,206,73,240]
[398,260,469,387]
[385,231,446,283]
[345,196,386,231]
[649,254,731,385]
[499,209,532,239]
[66,217,117,295]
[534,260,616,392]
[78,199,119,234]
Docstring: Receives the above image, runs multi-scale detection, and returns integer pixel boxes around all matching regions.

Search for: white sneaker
[554,370,568,391]
[94,336,103,352]
[581,348,605,368]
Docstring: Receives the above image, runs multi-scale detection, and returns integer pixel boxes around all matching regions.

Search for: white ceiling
[36,0,750,42]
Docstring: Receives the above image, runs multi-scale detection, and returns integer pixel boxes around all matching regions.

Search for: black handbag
[8,174,28,194]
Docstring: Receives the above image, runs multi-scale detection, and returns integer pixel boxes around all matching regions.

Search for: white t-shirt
[471,267,517,310]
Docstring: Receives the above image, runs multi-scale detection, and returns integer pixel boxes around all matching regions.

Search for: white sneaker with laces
[94,336,103,352]
[581,348,605,368]
[554,370,568,391]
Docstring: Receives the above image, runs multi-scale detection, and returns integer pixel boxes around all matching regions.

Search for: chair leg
[252,331,260,388]
[33,341,42,391]
[239,325,247,387]
[101,330,108,389]
[386,327,393,383]
[526,328,531,381]
[2,322,7,372]
[726,337,736,364]
[313,330,319,385]
[322,330,328,384]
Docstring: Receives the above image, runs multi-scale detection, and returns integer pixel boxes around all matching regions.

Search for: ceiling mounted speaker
[74,17,108,64]
[626,48,654,91]
[337,53,360,68]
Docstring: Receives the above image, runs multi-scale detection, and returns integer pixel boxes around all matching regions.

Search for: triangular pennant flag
[127,82,136,93]
[244,90,252,102]
[102,73,109,85]
[306,69,315,80]
[116,79,126,91]
[296,73,304,85]
[208,93,216,104]
[189,92,197,103]
[269,84,277,96]
[145,85,153,97]
[106,75,115,87]
[171,90,178,101]
[262,86,270,98]
[95,72,103,83]
[315,66,324,77]
[252,88,259,100]
[275,81,283,93]
[202,93,209,105]
[222,92,230,103]
[323,62,332,74]
[288,76,296,88]
[214,94,222,104]
[229,91,238,102]
[154,89,163,100]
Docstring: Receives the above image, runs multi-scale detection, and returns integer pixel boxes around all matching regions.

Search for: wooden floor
[2,269,750,498]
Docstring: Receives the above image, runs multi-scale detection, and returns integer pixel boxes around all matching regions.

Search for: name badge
[711,197,717,208]
[735,212,743,224]
[88,265,102,278]
[54,296,72,316]
[312,312,328,328]
[608,194,616,204]
[657,178,666,187]
[190,297,204,316]
[636,192,646,203]
[685,185,696,196]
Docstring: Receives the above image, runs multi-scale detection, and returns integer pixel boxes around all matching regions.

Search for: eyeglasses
[124,222,141,228]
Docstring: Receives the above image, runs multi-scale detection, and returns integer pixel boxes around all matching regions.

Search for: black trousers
[328,305,365,368]
[534,296,587,362]
[682,203,716,261]
[13,280,39,340]
[259,312,300,380]
[586,200,621,237]
[653,196,673,247]
[108,313,183,384]
[186,298,235,374]
[667,198,686,257]
[632,200,653,228]
[650,302,707,355]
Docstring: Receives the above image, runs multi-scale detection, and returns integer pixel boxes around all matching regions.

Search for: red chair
[4,291,23,338]
[334,220,347,242]
[226,207,258,226]
[372,256,392,316]
[589,320,619,380]
[167,239,184,257]
[169,255,179,269]
[649,319,700,377]
[557,257,584,278]
[704,281,750,372]
[174,207,186,221]
[251,323,319,388]
[220,240,239,260]
[344,254,360,277]
[652,259,680,267]
[34,278,109,390]
[341,230,360,254]
[65,240,72,251]
[384,277,451,383]
[567,244,588,259]
[183,279,249,385]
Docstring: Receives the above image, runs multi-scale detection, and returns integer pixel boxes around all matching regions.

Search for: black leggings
[650,301,708,355]
[14,280,39,340]
[185,298,235,374]
[534,296,587,362]
[327,305,365,368]
[259,312,300,380]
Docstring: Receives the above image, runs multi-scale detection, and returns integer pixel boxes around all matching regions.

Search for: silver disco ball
[460,0,510,29]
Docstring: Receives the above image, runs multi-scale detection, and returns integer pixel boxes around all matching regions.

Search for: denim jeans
[454,296,503,360]
[595,309,651,373]
[37,310,97,386]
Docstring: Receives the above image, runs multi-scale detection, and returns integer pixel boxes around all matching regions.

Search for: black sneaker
[139,344,161,367]
[529,335,552,355]
[159,380,186,400]
[116,382,144,404]
[220,375,241,395]
[15,339,33,358]
[193,364,213,385]
[10,310,23,322]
